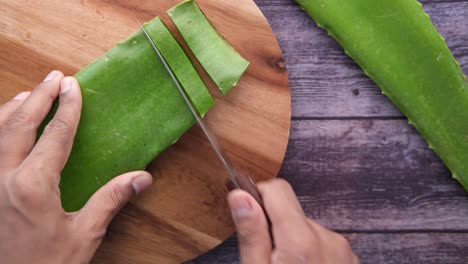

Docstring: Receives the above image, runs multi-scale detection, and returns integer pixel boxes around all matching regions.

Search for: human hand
[0,71,153,264]
[228,179,359,264]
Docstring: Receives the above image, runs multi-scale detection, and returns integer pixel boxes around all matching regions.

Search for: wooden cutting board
[1,0,290,262]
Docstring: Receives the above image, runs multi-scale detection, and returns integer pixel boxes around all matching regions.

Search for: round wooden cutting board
[1,0,290,262]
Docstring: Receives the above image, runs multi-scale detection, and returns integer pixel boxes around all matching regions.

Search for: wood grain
[188,233,468,264]
[0,0,290,263]
[282,120,468,230]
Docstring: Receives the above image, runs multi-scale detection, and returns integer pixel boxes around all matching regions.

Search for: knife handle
[234,174,264,207]
[229,174,275,246]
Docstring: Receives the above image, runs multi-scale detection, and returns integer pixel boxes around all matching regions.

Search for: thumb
[77,171,153,233]
[228,190,272,264]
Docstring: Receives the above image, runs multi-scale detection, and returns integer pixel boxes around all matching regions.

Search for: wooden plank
[347,233,468,264]
[186,233,468,264]
[258,1,468,118]
[279,120,468,230]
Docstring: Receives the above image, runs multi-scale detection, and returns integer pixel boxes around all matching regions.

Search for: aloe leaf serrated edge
[296,0,468,190]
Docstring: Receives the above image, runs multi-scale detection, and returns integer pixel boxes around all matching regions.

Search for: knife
[136,19,268,212]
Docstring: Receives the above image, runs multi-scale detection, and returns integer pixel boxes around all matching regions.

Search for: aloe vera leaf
[296,0,468,189]
[148,17,214,115]
[41,17,213,211]
[168,0,250,95]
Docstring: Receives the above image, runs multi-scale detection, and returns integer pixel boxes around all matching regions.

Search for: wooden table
[187,0,468,263]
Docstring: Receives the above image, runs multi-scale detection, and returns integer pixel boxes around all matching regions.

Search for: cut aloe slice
[296,0,468,189]
[41,17,214,211]
[168,0,250,95]
[147,17,214,115]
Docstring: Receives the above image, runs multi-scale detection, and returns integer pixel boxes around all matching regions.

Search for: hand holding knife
[136,19,272,236]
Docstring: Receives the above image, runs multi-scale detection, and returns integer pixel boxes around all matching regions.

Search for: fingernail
[43,70,61,82]
[60,77,76,94]
[132,174,153,194]
[13,91,31,101]
[231,196,253,221]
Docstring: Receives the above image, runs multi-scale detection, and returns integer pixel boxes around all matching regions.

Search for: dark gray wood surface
[188,0,468,263]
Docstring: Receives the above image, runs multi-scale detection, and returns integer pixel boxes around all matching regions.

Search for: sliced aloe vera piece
[168,0,250,95]
[41,17,213,211]
[148,17,214,115]
[296,0,468,189]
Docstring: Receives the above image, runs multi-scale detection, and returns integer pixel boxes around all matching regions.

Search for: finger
[228,190,271,264]
[258,179,313,249]
[0,92,31,127]
[76,171,153,234]
[0,71,63,168]
[26,77,82,181]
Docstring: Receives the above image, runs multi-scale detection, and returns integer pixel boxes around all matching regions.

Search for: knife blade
[136,19,265,206]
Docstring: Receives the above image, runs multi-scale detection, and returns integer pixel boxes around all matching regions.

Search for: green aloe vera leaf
[148,17,214,115]
[296,0,468,189]
[168,0,250,95]
[41,17,213,211]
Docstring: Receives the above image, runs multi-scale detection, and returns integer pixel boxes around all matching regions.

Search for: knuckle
[30,162,60,188]
[237,226,260,243]
[45,118,72,135]
[0,99,20,111]
[0,138,31,159]
[107,184,127,211]
[235,216,267,245]
[3,110,35,132]
[8,175,28,195]
[6,175,43,205]
[35,82,57,101]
